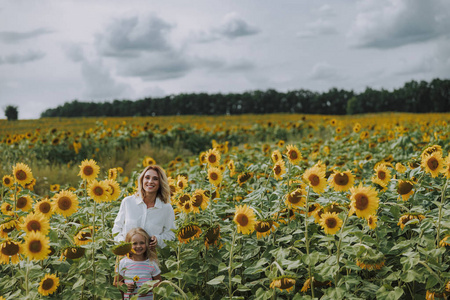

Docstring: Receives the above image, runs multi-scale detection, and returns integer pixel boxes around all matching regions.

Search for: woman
[112,165,175,248]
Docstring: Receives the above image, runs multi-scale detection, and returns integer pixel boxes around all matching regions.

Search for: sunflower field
[0,112,450,300]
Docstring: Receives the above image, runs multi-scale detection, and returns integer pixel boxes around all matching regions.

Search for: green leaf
[207,275,225,285]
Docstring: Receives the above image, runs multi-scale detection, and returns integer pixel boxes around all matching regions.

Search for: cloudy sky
[1,0,449,119]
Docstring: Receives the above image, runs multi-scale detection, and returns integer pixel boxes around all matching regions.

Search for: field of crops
[0,112,449,299]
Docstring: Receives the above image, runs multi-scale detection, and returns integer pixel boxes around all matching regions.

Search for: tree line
[40,78,450,118]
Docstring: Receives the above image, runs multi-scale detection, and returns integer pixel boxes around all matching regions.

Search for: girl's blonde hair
[125,227,158,264]
[137,165,171,204]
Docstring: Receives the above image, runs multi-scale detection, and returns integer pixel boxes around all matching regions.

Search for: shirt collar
[135,194,162,208]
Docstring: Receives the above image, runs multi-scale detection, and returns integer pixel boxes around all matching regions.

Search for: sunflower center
[4,178,11,185]
[38,202,51,214]
[280,278,295,289]
[94,186,104,196]
[398,182,413,195]
[83,166,94,176]
[192,195,202,207]
[2,242,19,256]
[325,217,337,228]
[29,240,42,253]
[16,170,27,181]
[289,151,298,160]
[108,186,115,195]
[355,193,369,210]
[308,174,320,186]
[274,165,282,175]
[205,226,220,243]
[58,197,72,210]
[236,214,249,226]
[179,225,200,239]
[28,220,41,231]
[427,158,439,171]
[378,171,386,180]
[17,197,27,208]
[80,232,91,241]
[368,217,374,225]
[288,191,302,204]
[210,172,218,180]
[255,221,271,233]
[334,173,349,186]
[208,155,217,164]
[42,278,55,290]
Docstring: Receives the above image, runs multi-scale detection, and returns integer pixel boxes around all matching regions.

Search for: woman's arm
[154,205,176,248]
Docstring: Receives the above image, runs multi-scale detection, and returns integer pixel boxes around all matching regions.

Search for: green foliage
[4,105,18,121]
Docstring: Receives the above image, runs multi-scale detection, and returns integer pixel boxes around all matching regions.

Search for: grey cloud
[297,19,338,38]
[348,0,450,49]
[310,62,342,81]
[215,12,259,39]
[64,44,85,63]
[96,14,173,57]
[0,28,53,44]
[193,56,255,72]
[0,50,45,64]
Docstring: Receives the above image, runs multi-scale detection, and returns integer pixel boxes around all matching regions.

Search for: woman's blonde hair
[125,227,158,263]
[137,165,170,204]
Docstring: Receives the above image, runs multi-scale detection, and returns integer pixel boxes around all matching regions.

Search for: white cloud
[297,19,338,38]
[0,28,53,43]
[310,62,342,81]
[0,50,45,64]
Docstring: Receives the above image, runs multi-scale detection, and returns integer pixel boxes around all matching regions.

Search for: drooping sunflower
[50,184,60,192]
[319,212,343,235]
[111,242,132,256]
[104,179,121,201]
[52,190,79,217]
[255,219,278,239]
[62,245,86,259]
[397,213,425,230]
[285,188,306,209]
[168,177,180,196]
[371,163,391,187]
[0,239,22,264]
[233,204,256,235]
[270,276,296,293]
[227,159,236,177]
[2,175,14,188]
[397,180,414,201]
[23,231,50,261]
[108,168,118,180]
[191,189,209,212]
[303,165,327,194]
[349,184,379,219]
[421,144,443,160]
[1,202,14,216]
[367,215,378,230]
[177,224,202,244]
[21,212,50,235]
[301,277,331,292]
[15,195,33,212]
[442,155,450,178]
[74,226,95,245]
[205,148,221,167]
[271,150,283,163]
[237,172,253,186]
[88,180,110,203]
[356,253,385,271]
[78,159,100,182]
[208,167,223,186]
[12,163,34,187]
[273,160,286,180]
[285,144,302,165]
[328,170,355,192]
[0,218,19,238]
[176,175,189,190]
[38,274,60,296]
[204,225,221,249]
[421,152,444,178]
[439,235,450,248]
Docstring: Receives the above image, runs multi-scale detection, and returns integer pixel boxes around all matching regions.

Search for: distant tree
[4,105,18,121]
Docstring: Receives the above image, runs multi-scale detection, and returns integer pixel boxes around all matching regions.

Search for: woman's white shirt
[112,195,175,248]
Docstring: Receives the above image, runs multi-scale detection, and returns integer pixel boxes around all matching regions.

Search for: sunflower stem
[25,258,30,296]
[335,211,349,287]
[92,197,97,300]
[158,280,188,299]
[303,185,314,298]
[436,177,449,249]
[228,228,237,299]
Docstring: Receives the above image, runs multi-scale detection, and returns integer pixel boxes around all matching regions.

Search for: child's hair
[125,228,158,264]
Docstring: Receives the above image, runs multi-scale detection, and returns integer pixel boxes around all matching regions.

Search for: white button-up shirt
[112,195,176,248]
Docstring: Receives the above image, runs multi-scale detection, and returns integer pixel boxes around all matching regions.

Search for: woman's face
[142,169,160,195]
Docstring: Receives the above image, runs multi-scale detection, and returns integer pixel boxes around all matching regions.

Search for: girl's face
[131,233,147,259]
[142,169,160,195]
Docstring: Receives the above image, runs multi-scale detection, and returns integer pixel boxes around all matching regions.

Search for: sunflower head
[237,172,253,186]
[328,170,355,192]
[53,190,79,217]
[285,188,306,209]
[23,231,50,261]
[108,168,118,180]
[303,165,327,194]
[112,242,133,256]
[15,195,33,212]
[208,167,223,186]
[34,198,54,218]
[21,212,50,235]
[12,163,34,186]
[349,184,379,219]
[176,175,189,190]
[273,160,286,180]
[0,239,22,264]
[319,212,343,235]
[74,226,95,245]
[38,274,60,296]
[62,246,86,259]
[78,159,100,182]
[421,152,444,178]
[286,145,302,164]
[177,224,202,244]
[234,204,256,235]
[191,189,209,211]
[397,180,414,201]
[205,148,221,166]
[2,175,14,188]
[204,225,221,249]
[255,219,278,239]
[88,180,111,203]
[142,156,156,167]
[271,150,283,163]
[270,276,296,293]
[371,163,391,187]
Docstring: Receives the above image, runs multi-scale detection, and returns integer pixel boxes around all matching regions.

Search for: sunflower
[23,231,50,261]
[78,159,100,182]
[38,274,60,296]
[397,213,425,230]
[349,184,379,219]
[273,160,286,180]
[50,184,60,192]
[1,202,14,216]
[319,212,343,235]
[371,163,391,187]
[62,246,86,259]
[12,163,34,186]
[353,123,361,133]
[301,277,331,292]
[285,188,306,209]
[53,190,79,217]
[328,170,355,192]
[395,163,407,174]
[0,218,19,238]
[271,150,283,163]
[88,180,110,203]
[397,180,414,201]
[111,242,132,256]
[367,215,378,230]
[34,198,54,218]
[421,152,444,178]
[199,151,207,164]
[439,235,450,248]
[177,224,202,244]
[421,145,443,160]
[108,168,118,180]
[21,212,50,235]
[205,148,221,167]
[2,175,14,188]
[0,239,22,264]
[15,195,33,212]
[270,276,296,293]
[104,179,121,201]
[303,165,327,194]
[237,172,253,186]
[74,226,95,245]
[179,196,193,214]
[142,156,156,167]
[176,175,189,190]
[191,189,209,212]
[255,219,278,239]
[208,167,223,186]
[204,225,221,249]
[285,145,302,165]
[443,155,450,178]
[227,160,236,177]
[168,177,180,196]
[234,205,256,235]
[356,254,385,271]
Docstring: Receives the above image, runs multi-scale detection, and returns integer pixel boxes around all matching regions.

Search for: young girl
[117,227,162,300]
